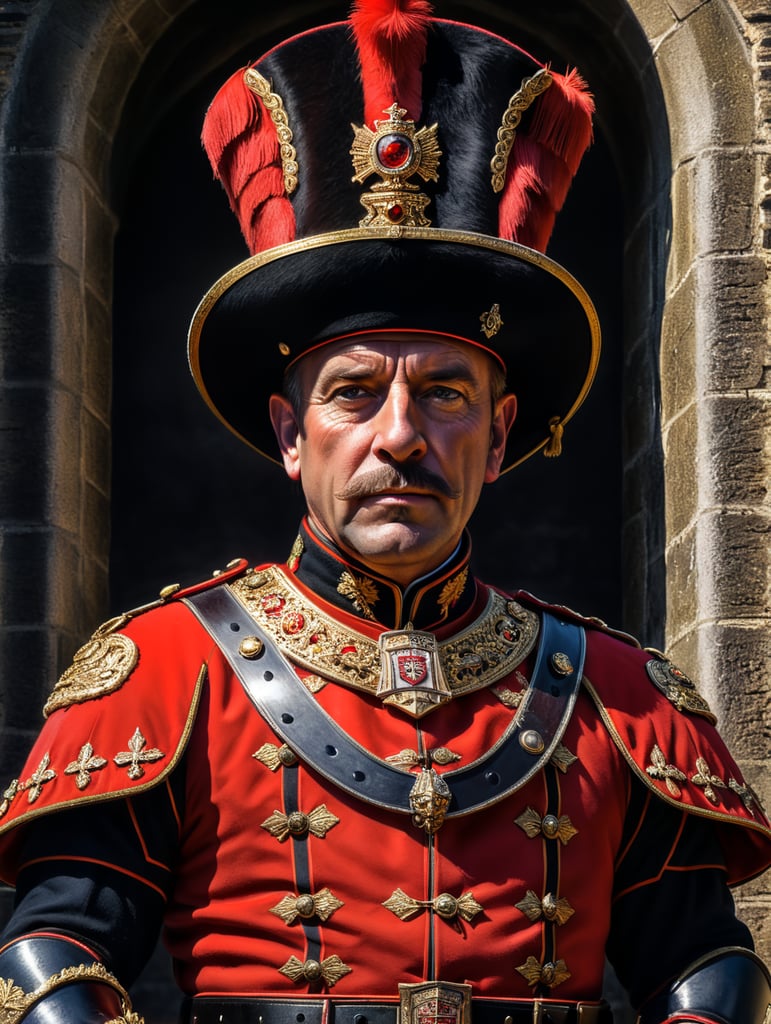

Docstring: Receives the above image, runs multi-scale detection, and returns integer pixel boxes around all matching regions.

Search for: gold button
[278,745,298,767]
[287,811,309,835]
[551,652,574,676]
[519,729,545,754]
[295,894,316,919]
[541,814,560,838]
[303,959,322,980]
[434,893,458,919]
[239,636,264,659]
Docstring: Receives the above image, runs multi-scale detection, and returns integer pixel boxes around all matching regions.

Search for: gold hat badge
[351,103,442,229]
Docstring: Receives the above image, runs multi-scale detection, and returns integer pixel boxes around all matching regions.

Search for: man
[0,2,770,1023]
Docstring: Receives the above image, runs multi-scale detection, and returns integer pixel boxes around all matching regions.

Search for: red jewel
[377,133,412,170]
[340,644,358,655]
[282,612,305,635]
[262,594,285,616]
[387,204,404,222]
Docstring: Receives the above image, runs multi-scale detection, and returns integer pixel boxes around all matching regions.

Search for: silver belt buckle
[398,982,472,1024]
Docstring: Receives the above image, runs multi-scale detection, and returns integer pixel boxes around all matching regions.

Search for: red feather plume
[498,68,594,251]
[350,0,433,125]
[201,66,296,254]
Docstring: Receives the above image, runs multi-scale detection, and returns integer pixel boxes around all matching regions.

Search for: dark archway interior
[111,1,626,626]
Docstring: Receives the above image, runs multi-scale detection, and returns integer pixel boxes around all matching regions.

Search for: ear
[485,392,518,483]
[269,394,302,482]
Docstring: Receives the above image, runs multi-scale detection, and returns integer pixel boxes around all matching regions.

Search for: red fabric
[1,573,769,999]
[350,0,432,124]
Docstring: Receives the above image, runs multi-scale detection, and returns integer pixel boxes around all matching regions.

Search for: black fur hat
[188,1,600,470]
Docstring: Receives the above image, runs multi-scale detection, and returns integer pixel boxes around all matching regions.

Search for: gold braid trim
[0,962,143,1024]
[243,68,298,194]
[490,68,553,193]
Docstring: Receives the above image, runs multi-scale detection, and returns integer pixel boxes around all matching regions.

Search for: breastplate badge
[377,628,452,717]
[399,982,472,1024]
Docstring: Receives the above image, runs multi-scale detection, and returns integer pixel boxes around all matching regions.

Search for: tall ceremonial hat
[188,0,600,471]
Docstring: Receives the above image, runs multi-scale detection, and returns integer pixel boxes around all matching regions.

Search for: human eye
[424,384,465,403]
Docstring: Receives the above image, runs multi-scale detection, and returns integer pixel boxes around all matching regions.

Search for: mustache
[335,465,460,500]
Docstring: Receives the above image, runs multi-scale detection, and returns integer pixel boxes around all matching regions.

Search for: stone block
[665,625,698,671]
[704,394,770,507]
[88,20,143,136]
[701,511,769,620]
[623,208,666,347]
[666,0,710,19]
[664,525,699,634]
[693,150,755,253]
[1,153,84,272]
[0,627,57,731]
[622,334,661,462]
[82,480,111,568]
[697,256,767,392]
[660,269,696,426]
[732,900,771,964]
[84,188,117,306]
[0,385,52,523]
[623,0,676,46]
[82,406,111,496]
[83,286,112,423]
[656,4,754,162]
[126,0,171,51]
[663,404,699,539]
[666,161,695,294]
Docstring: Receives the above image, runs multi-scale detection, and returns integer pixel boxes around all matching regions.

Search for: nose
[372,383,427,463]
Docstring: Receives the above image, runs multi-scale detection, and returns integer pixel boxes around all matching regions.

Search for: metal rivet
[279,342,291,356]
[551,652,574,676]
[239,636,264,659]
[519,729,545,754]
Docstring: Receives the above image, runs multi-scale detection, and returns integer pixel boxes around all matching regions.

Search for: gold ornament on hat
[351,103,442,229]
[479,303,503,340]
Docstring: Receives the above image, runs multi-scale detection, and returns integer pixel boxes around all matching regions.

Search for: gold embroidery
[337,571,379,621]
[437,567,469,620]
[383,888,483,923]
[303,674,327,693]
[515,807,577,845]
[646,744,687,798]
[479,303,503,340]
[0,962,143,1024]
[385,747,461,770]
[493,686,523,709]
[24,754,56,803]
[279,955,351,987]
[44,633,139,717]
[516,956,571,989]
[550,744,578,774]
[231,566,539,703]
[0,779,20,818]
[270,887,344,924]
[287,534,304,572]
[113,729,164,781]
[65,743,108,790]
[243,68,298,194]
[515,890,574,926]
[490,69,553,192]
[253,743,298,772]
[645,653,717,724]
[691,756,727,805]
[729,777,757,814]
[260,805,339,842]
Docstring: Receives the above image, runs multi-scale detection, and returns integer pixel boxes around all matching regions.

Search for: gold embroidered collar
[231,565,539,703]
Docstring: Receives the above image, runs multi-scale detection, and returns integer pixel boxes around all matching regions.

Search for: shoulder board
[41,558,251,719]
[93,557,251,640]
[513,589,641,649]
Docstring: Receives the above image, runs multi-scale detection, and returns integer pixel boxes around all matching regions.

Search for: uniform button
[295,894,316,918]
[519,729,545,754]
[239,636,264,659]
[541,814,560,838]
[303,959,322,981]
[434,893,459,919]
[550,652,574,676]
[287,812,309,835]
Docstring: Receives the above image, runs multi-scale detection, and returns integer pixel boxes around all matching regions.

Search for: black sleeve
[0,765,185,987]
[608,774,753,1009]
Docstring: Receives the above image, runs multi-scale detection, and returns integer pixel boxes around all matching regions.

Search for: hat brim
[188,228,600,472]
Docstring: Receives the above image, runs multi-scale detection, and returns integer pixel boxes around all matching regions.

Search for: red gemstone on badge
[377,133,412,170]
[387,204,404,222]
[262,594,285,616]
[282,611,305,635]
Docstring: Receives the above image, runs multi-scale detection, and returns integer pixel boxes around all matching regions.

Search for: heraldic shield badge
[377,628,452,717]
[399,982,472,1024]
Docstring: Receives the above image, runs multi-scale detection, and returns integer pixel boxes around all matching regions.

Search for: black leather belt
[187,997,612,1024]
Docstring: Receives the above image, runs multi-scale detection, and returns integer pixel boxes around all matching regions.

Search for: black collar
[285,518,477,630]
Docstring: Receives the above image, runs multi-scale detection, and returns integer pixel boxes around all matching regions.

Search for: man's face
[269,334,517,585]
